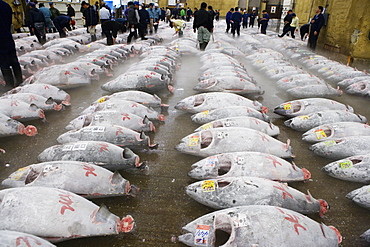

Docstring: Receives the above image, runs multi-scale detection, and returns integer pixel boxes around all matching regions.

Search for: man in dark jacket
[0,0,22,87]
[260,10,269,34]
[138,4,149,40]
[67,4,75,17]
[186,7,193,22]
[231,7,242,36]
[53,14,72,38]
[225,8,233,33]
[282,9,292,36]
[193,2,213,51]
[81,1,98,41]
[249,9,257,28]
[29,2,47,44]
[102,20,125,45]
[308,6,325,50]
[126,1,139,44]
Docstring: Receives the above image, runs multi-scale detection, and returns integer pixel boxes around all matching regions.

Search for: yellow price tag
[298,115,309,120]
[283,103,291,110]
[201,110,209,116]
[314,129,327,140]
[339,161,353,169]
[202,123,212,130]
[324,140,336,147]
[202,180,216,192]
[97,97,106,103]
[189,135,199,146]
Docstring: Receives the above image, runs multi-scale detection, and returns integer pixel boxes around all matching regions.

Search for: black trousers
[231,23,240,36]
[280,26,296,38]
[0,50,23,87]
[308,30,320,49]
[226,21,231,32]
[260,21,268,34]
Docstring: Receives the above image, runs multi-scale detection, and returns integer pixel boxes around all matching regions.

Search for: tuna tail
[24,125,38,136]
[0,148,5,153]
[328,226,343,244]
[117,215,135,233]
[318,199,330,217]
[302,168,311,180]
[337,86,343,96]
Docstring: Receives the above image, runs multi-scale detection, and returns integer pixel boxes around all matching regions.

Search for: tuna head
[65,115,92,130]
[174,96,196,112]
[179,212,236,246]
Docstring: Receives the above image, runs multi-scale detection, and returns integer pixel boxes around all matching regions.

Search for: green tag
[339,161,353,169]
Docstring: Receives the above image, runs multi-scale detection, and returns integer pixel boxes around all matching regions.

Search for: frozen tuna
[284,110,367,132]
[0,98,45,122]
[0,230,56,247]
[3,84,71,105]
[194,116,279,136]
[186,177,329,216]
[286,84,342,98]
[175,92,265,113]
[178,205,342,247]
[322,155,370,183]
[175,127,293,158]
[360,229,370,242]
[1,93,63,111]
[310,136,370,159]
[65,111,155,132]
[302,122,370,143]
[346,185,370,210]
[0,112,37,137]
[37,141,146,171]
[188,151,310,182]
[0,187,135,242]
[1,161,139,198]
[191,106,269,124]
[80,99,165,121]
[57,125,157,149]
[274,98,353,118]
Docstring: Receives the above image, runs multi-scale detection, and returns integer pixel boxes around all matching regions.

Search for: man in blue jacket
[53,14,72,38]
[0,0,22,87]
[260,9,269,34]
[225,8,233,33]
[231,7,242,36]
[308,6,325,50]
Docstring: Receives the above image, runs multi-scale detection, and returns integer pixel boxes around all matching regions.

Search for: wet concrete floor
[0,22,369,247]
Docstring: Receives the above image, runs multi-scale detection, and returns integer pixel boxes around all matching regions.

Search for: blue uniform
[309,13,325,49]
[260,13,269,34]
[242,13,248,28]
[225,11,232,33]
[231,11,242,36]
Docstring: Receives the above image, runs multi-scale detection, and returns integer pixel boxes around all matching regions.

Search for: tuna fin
[110,171,124,185]
[337,86,343,96]
[285,139,290,151]
[93,204,111,223]
[305,190,313,203]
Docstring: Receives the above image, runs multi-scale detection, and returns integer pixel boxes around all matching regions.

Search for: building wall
[294,0,370,59]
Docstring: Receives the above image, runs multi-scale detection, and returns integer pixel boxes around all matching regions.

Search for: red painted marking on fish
[254,119,261,125]
[73,67,79,70]
[16,236,42,247]
[64,71,71,75]
[99,143,109,152]
[43,85,50,89]
[10,100,18,106]
[83,164,97,177]
[150,72,156,75]
[266,155,282,167]
[29,95,37,101]
[115,127,124,136]
[131,103,138,107]
[276,208,307,235]
[273,183,293,200]
[58,191,75,215]
[245,107,252,113]
[145,75,152,79]
[121,113,131,121]
[257,132,270,142]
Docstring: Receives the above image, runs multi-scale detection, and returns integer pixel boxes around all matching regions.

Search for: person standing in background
[282,9,292,36]
[242,9,248,28]
[207,5,215,21]
[160,7,166,21]
[153,3,161,33]
[180,8,185,20]
[186,7,192,22]
[165,7,171,23]
[137,3,149,40]
[230,7,242,37]
[67,4,75,18]
[260,9,269,34]
[0,0,23,87]
[215,10,220,21]
[49,2,60,32]
[278,13,299,38]
[39,3,53,33]
[81,1,98,41]
[99,3,111,26]
[308,6,325,50]
[193,2,213,51]
[249,9,257,28]
[225,8,234,33]
[126,1,139,43]
[29,2,47,44]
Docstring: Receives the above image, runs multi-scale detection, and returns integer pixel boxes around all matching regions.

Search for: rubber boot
[1,68,15,87]
[199,43,205,51]
[91,34,97,42]
[12,64,23,87]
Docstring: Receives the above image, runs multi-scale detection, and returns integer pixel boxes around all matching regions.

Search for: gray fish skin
[65,111,155,132]
[188,151,310,182]
[37,141,144,171]
[57,125,153,149]
[175,92,264,113]
[346,185,370,210]
[1,93,63,111]
[284,110,367,132]
[345,81,370,96]
[0,230,56,247]
[310,136,370,160]
[191,106,269,124]
[286,84,342,98]
[101,70,171,93]
[0,187,135,242]
[302,122,370,143]
[186,177,328,216]
[0,99,45,122]
[194,117,279,136]
[274,98,354,118]
[1,161,139,198]
[178,205,341,247]
[175,127,293,158]
[2,84,71,105]
[322,155,370,183]
[93,91,163,108]
[80,99,164,121]
[360,229,370,242]
[193,76,263,95]
[0,113,37,137]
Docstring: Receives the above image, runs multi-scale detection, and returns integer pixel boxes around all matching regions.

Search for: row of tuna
[173,38,342,246]
[0,28,175,244]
